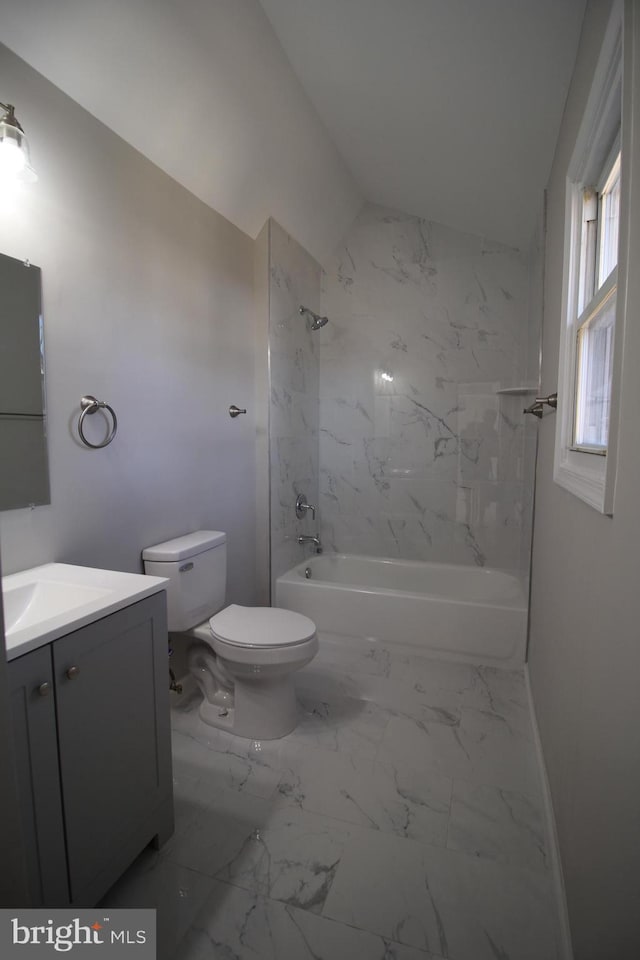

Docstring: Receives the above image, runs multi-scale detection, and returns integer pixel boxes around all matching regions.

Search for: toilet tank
[142,531,226,632]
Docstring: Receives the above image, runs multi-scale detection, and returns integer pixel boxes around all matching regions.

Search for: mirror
[0,253,50,510]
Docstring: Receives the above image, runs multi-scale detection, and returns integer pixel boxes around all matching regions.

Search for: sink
[3,580,111,636]
[2,563,168,660]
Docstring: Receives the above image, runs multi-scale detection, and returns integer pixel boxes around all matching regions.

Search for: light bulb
[0,138,26,176]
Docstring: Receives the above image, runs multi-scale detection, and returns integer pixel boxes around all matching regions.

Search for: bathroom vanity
[3,563,173,907]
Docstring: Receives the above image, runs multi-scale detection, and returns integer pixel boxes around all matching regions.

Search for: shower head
[299,305,329,331]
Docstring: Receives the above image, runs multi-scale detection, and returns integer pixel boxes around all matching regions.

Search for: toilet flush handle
[179,562,194,573]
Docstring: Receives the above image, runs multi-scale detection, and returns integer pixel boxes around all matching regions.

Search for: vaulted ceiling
[1,0,586,258]
[259,0,587,247]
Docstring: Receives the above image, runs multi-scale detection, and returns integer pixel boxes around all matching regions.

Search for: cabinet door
[8,646,69,905]
[53,594,172,904]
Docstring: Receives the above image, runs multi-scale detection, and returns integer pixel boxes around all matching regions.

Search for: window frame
[572,264,617,454]
[554,0,625,514]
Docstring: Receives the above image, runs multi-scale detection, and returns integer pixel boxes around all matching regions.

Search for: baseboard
[524,664,574,960]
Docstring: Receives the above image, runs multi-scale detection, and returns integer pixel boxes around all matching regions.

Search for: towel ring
[78,395,118,448]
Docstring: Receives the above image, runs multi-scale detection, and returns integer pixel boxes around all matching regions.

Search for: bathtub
[275,554,527,667]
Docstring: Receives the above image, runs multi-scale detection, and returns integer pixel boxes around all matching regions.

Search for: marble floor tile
[463,664,529,711]
[276,744,451,845]
[171,727,282,800]
[295,663,369,702]
[388,653,531,728]
[170,771,217,837]
[310,639,531,729]
[298,661,412,708]
[299,660,465,723]
[110,636,558,960]
[322,830,558,960]
[100,848,216,960]
[217,803,364,913]
[287,692,391,758]
[161,785,272,879]
[371,756,453,843]
[447,779,548,872]
[388,654,484,706]
[175,879,438,960]
[459,665,533,740]
[377,707,541,797]
[313,631,395,678]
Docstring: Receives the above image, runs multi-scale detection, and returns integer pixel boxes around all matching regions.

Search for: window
[554,0,624,514]
[573,146,620,453]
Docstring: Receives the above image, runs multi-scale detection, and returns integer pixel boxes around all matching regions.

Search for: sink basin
[2,563,168,660]
[3,580,111,636]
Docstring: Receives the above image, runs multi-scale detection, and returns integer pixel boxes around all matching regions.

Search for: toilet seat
[209,604,316,649]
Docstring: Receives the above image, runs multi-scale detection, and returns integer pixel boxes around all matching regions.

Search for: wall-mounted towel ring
[78,395,118,448]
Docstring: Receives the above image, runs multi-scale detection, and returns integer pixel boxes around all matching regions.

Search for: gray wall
[528,2,640,957]
[0,44,258,606]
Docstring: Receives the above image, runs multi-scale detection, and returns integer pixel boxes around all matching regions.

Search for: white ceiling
[259,0,587,247]
[1,0,586,255]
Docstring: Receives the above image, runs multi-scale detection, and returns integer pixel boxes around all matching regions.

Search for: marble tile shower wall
[268,220,321,595]
[318,204,534,570]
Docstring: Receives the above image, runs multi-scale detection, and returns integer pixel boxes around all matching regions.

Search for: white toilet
[142,531,318,740]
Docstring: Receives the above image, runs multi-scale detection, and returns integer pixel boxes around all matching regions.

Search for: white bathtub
[275,554,527,667]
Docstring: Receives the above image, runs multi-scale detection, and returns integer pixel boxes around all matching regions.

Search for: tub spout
[297,535,322,553]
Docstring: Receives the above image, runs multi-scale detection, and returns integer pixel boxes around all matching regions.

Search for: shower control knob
[66,665,80,680]
[229,405,247,418]
[295,493,316,520]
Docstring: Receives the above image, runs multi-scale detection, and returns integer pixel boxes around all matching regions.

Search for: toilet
[142,531,318,740]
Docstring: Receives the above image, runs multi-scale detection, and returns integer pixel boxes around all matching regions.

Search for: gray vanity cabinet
[8,645,69,906]
[8,592,174,907]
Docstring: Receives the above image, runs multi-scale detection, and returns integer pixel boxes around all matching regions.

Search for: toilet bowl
[142,531,318,740]
[188,605,318,739]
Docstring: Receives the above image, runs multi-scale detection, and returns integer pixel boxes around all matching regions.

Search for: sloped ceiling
[259,0,587,248]
[1,0,586,255]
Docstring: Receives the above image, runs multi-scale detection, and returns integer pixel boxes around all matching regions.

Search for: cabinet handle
[66,666,80,680]
[37,682,51,697]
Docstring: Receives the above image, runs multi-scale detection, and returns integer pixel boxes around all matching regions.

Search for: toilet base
[198,673,298,740]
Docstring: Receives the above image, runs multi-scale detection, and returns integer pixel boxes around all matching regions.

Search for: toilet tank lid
[142,530,226,562]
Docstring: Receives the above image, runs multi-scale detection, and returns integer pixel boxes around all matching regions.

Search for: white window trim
[554,0,624,514]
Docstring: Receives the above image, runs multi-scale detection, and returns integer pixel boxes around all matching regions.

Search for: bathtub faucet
[297,535,322,554]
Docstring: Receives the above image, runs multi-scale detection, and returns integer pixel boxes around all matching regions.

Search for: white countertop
[2,562,168,661]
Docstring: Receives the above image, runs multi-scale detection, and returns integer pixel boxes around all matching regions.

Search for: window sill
[553,447,611,514]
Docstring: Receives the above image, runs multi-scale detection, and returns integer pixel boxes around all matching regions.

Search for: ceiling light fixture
[0,102,37,182]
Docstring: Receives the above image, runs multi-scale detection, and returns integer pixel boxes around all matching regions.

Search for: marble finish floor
[101,632,559,960]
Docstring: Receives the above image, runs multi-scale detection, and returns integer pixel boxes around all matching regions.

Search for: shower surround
[318,204,533,571]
